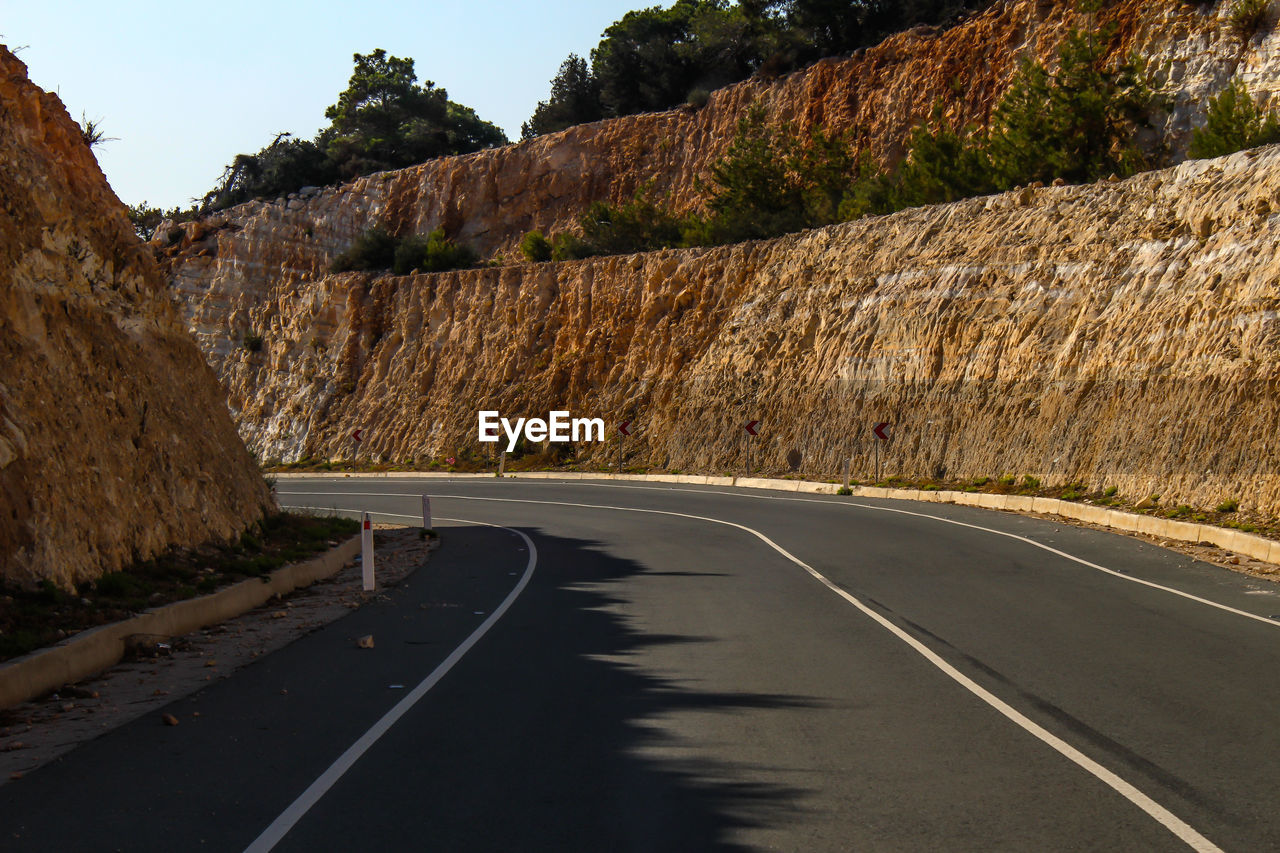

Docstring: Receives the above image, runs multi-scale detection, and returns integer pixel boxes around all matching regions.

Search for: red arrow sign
[744,420,760,436]
[873,422,891,441]
[618,421,632,436]
[351,428,363,443]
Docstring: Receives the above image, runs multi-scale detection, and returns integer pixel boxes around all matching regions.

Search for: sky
[4,0,644,211]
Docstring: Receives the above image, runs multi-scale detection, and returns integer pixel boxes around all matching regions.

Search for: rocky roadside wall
[158,0,1272,307]
[198,144,1280,514]
[0,48,274,589]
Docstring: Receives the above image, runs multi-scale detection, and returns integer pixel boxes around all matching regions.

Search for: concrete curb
[0,536,361,711]
[274,470,1280,566]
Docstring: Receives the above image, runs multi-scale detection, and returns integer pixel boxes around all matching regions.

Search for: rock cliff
[194,143,1280,513]
[0,48,273,589]
[157,0,1277,282]
[164,0,1280,514]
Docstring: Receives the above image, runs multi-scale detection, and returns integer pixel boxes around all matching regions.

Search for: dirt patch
[0,525,430,784]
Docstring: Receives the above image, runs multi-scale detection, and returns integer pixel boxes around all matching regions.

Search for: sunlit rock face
[162,0,1280,512]
[0,48,273,588]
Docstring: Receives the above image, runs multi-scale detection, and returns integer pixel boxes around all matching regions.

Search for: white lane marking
[288,492,1222,852]
[244,515,536,853]
[276,484,1280,630]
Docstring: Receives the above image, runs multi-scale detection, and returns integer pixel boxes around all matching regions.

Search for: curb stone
[0,536,361,711]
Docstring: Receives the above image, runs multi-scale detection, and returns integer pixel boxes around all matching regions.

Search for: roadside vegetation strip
[286,492,1223,852]
[0,535,361,712]
[244,516,535,853]
[0,513,360,663]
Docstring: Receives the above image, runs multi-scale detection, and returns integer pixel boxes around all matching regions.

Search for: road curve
[2,476,1278,852]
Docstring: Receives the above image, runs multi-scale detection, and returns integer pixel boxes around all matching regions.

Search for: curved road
[2,476,1279,851]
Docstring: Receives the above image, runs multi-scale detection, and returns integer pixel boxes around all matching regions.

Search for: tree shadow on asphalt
[332,524,822,852]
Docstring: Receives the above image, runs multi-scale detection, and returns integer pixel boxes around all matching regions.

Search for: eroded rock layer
[0,49,273,588]
[197,146,1280,513]
[159,0,1276,289]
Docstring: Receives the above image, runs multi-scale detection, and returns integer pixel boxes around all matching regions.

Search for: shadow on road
[320,523,817,852]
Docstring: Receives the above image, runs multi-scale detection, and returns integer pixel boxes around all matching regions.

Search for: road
[2,476,1279,851]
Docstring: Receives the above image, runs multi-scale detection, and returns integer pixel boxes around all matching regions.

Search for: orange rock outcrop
[0,48,273,588]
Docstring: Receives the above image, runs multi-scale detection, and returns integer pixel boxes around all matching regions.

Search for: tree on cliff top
[320,49,506,178]
[521,0,990,138]
[522,54,605,139]
[200,50,507,212]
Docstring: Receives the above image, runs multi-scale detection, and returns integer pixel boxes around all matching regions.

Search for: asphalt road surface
[3,476,1279,852]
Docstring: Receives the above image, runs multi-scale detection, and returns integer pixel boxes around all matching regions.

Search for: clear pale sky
[5,0,644,210]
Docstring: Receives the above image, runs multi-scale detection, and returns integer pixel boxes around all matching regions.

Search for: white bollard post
[421,494,432,530]
[361,512,375,591]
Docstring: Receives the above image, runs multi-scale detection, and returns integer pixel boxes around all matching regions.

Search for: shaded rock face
[196,145,1280,514]
[0,49,273,589]
[158,0,1273,283]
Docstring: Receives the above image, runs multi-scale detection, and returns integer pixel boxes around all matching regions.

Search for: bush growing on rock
[520,231,553,262]
[392,229,478,274]
[331,227,477,274]
[1189,79,1280,159]
[330,227,398,273]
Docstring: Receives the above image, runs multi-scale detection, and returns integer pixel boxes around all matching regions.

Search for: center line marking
[277,483,1280,630]
[285,491,1223,852]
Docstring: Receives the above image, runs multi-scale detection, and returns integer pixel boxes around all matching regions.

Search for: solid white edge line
[243,514,536,853]
[288,492,1222,851]
[277,483,1280,630]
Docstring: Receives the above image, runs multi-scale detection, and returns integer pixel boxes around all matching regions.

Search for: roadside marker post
[744,420,759,477]
[872,421,891,483]
[361,512,375,591]
[498,450,506,478]
[422,495,432,531]
[843,440,857,490]
[617,421,632,473]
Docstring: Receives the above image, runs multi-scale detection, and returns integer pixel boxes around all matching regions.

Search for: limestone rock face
[0,48,273,588]
[193,145,1280,514]
[165,0,1280,514]
[157,0,1275,285]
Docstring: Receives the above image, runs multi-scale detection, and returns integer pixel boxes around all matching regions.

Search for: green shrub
[520,231,553,262]
[576,191,685,256]
[95,572,142,598]
[836,486,853,496]
[998,474,1017,487]
[331,227,398,272]
[242,331,264,353]
[1022,475,1041,490]
[1189,79,1280,159]
[1216,498,1240,513]
[1103,485,1118,497]
[392,228,477,274]
[1230,0,1271,39]
[551,232,595,261]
